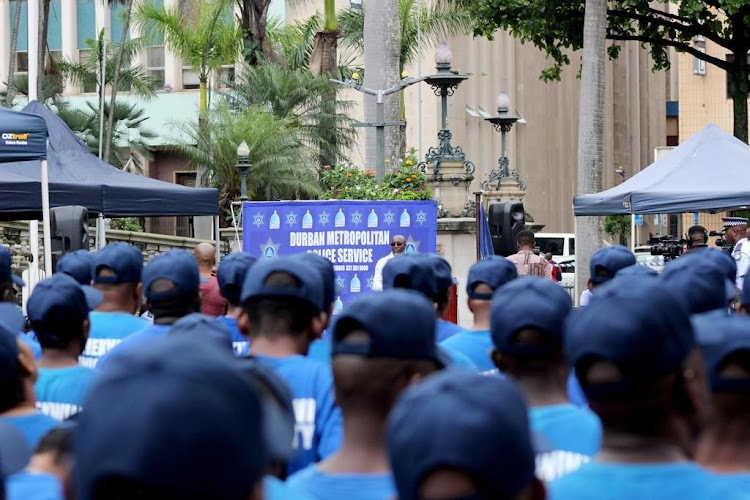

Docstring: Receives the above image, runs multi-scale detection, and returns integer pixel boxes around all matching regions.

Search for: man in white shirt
[372,235,406,291]
[723,217,750,290]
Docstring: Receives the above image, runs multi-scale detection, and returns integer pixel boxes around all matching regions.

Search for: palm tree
[222,62,355,165]
[5,0,24,107]
[172,105,322,212]
[575,0,607,299]
[1,74,64,106]
[105,0,137,164]
[136,0,241,126]
[363,0,401,169]
[236,0,273,66]
[56,100,157,173]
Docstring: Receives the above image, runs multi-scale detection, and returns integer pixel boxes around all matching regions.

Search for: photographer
[685,225,709,253]
[722,217,750,290]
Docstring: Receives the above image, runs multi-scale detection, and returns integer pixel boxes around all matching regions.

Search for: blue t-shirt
[550,462,743,500]
[530,404,602,481]
[716,472,750,490]
[96,324,171,371]
[567,370,588,407]
[264,476,315,500]
[287,465,395,500]
[435,319,468,342]
[35,366,96,420]
[217,316,249,356]
[1,413,59,449]
[307,339,331,364]
[254,354,343,475]
[18,332,42,360]
[6,471,63,500]
[439,330,496,374]
[80,312,147,368]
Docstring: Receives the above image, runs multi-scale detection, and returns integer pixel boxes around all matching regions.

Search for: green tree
[171,105,322,212]
[236,0,272,65]
[135,0,241,126]
[1,74,64,106]
[604,215,631,246]
[56,100,157,173]
[222,62,355,166]
[457,0,750,143]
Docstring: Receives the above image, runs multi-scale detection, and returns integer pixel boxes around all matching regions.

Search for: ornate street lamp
[236,140,251,201]
[481,92,526,191]
[418,42,474,179]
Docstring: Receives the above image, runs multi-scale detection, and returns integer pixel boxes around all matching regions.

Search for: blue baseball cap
[490,277,572,356]
[564,277,694,399]
[92,243,143,285]
[387,370,535,500]
[240,256,324,312]
[0,420,31,478]
[696,247,737,283]
[216,253,257,305]
[168,313,233,352]
[616,265,657,277]
[695,314,750,393]
[142,250,200,303]
[56,250,94,285]
[0,305,23,401]
[466,256,518,300]
[27,274,103,345]
[0,302,24,336]
[0,246,24,287]
[382,254,438,298]
[75,336,268,500]
[589,246,636,284]
[426,254,454,291]
[288,252,335,308]
[661,254,735,313]
[236,356,295,461]
[743,273,750,306]
[332,289,448,367]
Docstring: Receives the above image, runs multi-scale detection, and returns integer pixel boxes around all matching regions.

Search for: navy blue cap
[0,420,31,478]
[92,243,143,285]
[564,277,694,399]
[743,273,750,306]
[661,254,735,313]
[695,314,750,393]
[382,254,438,298]
[466,256,518,300]
[142,250,200,303]
[616,265,657,277]
[0,246,24,287]
[168,313,233,352]
[0,304,22,401]
[240,256,324,312]
[289,252,335,308]
[426,254,453,291]
[696,247,737,283]
[333,289,448,367]
[75,336,268,500]
[236,356,295,460]
[387,370,535,500]
[490,277,572,356]
[589,246,636,284]
[56,250,94,285]
[0,302,24,336]
[27,274,103,345]
[216,252,257,305]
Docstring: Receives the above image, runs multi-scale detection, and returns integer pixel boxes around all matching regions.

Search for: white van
[535,233,575,259]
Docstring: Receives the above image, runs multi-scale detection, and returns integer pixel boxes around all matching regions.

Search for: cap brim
[435,346,454,369]
[725,280,738,305]
[0,421,31,477]
[81,286,104,311]
[11,275,25,287]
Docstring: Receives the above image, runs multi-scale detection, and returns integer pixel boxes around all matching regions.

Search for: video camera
[649,235,686,262]
[709,230,733,253]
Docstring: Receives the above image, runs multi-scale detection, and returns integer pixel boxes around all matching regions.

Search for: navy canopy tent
[0,102,218,219]
[574,124,750,216]
[0,105,47,162]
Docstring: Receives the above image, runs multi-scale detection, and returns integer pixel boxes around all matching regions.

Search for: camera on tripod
[709,230,733,253]
[649,235,686,262]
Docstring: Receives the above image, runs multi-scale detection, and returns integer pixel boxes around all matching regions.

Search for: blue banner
[243,200,438,313]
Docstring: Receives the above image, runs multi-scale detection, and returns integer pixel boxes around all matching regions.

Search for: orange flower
[406,178,412,182]
[347,172,353,177]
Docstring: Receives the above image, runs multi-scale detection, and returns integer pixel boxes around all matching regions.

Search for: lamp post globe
[236,140,251,201]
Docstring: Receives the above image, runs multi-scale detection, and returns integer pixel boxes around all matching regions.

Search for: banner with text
[243,200,438,313]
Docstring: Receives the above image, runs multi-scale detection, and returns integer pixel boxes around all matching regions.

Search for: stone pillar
[61,0,78,95]
[427,160,474,218]
[130,0,146,70]
[0,0,11,93]
[162,0,181,91]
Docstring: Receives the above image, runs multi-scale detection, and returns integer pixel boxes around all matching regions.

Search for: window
[147,46,166,89]
[182,67,200,90]
[568,238,575,256]
[693,37,706,76]
[536,238,564,257]
[216,65,235,88]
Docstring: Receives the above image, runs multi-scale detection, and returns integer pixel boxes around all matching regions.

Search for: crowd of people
[0,228,749,500]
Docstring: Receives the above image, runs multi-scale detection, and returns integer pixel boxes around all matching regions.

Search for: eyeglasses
[391,242,404,247]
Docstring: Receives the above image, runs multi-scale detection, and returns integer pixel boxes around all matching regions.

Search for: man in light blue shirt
[27,274,102,420]
[81,243,146,367]
[287,290,446,500]
[440,256,517,373]
[6,426,73,500]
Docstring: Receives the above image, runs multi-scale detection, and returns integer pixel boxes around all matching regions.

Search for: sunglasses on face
[391,242,404,247]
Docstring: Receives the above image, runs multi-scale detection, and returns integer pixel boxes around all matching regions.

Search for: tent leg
[29,221,39,289]
[573,215,578,306]
[42,160,52,277]
[214,215,221,261]
[630,213,636,252]
[96,213,106,250]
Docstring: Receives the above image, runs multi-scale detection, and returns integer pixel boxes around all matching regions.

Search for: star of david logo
[416,210,427,226]
[319,211,330,227]
[404,235,421,254]
[259,237,281,260]
[351,210,363,226]
[366,275,375,290]
[252,212,264,228]
[383,210,395,226]
[286,211,298,227]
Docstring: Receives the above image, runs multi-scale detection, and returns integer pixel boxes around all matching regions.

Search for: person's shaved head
[194,243,216,274]
[392,235,407,255]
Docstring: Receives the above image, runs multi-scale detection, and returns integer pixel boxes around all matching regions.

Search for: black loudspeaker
[488,202,525,257]
[50,206,89,271]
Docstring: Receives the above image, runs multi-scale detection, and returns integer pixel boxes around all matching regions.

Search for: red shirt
[200,276,227,317]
